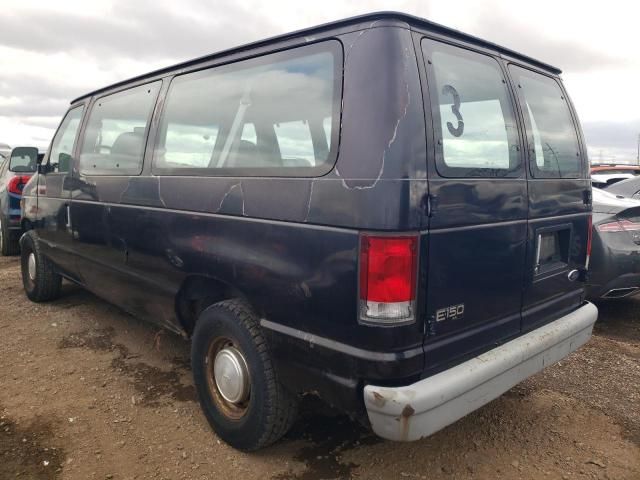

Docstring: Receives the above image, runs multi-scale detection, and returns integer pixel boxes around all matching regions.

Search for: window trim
[78,80,162,177]
[151,39,344,178]
[507,63,583,180]
[421,38,523,179]
[44,103,86,175]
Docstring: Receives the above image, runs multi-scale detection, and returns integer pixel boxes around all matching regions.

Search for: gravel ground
[0,255,638,480]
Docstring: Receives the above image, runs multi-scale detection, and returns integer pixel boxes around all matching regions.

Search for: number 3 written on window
[442,84,464,137]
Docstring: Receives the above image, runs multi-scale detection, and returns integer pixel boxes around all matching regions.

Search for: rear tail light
[596,218,640,245]
[359,234,418,326]
[596,219,640,233]
[8,175,31,195]
[586,214,592,270]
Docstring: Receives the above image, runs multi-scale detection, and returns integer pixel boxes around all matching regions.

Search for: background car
[587,187,640,300]
[590,164,640,188]
[590,163,640,176]
[0,143,11,159]
[0,146,40,255]
[602,175,640,200]
[591,172,635,189]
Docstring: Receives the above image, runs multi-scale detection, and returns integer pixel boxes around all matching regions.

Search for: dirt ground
[0,255,638,480]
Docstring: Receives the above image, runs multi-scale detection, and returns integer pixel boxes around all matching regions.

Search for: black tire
[0,215,19,256]
[191,299,298,451]
[20,231,62,302]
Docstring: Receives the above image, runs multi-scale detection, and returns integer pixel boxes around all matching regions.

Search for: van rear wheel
[20,231,62,302]
[191,299,298,451]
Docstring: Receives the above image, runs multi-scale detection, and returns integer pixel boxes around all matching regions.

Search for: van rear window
[153,41,342,176]
[509,66,582,178]
[422,39,521,178]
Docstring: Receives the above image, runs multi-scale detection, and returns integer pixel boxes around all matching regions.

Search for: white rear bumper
[364,302,598,441]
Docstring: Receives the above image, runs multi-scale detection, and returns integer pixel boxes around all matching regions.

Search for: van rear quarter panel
[66,24,429,411]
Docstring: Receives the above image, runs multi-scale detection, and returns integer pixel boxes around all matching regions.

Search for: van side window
[509,66,581,178]
[274,121,316,167]
[164,124,219,168]
[48,105,84,173]
[79,82,160,175]
[422,40,521,177]
[153,41,341,176]
[322,117,332,150]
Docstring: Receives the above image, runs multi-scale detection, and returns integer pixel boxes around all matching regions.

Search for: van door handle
[65,204,72,229]
[582,189,592,205]
[423,194,438,217]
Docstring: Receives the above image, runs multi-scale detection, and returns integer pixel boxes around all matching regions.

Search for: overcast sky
[0,0,638,162]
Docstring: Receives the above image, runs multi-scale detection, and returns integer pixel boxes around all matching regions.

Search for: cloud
[583,119,640,162]
[0,0,286,142]
[0,1,279,62]
[0,74,82,105]
[462,11,629,74]
[0,0,636,158]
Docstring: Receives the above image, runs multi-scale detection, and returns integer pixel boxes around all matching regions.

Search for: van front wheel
[20,232,62,302]
[191,299,298,451]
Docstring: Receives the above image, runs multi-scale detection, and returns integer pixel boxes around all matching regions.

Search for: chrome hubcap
[213,347,250,404]
[28,253,37,281]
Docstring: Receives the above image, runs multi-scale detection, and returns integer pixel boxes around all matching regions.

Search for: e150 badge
[435,304,465,322]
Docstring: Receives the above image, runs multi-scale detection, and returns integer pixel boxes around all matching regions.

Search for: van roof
[72,11,562,104]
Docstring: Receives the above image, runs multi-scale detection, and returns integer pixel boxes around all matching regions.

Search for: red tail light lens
[596,217,640,247]
[359,234,418,325]
[8,175,31,195]
[596,219,640,232]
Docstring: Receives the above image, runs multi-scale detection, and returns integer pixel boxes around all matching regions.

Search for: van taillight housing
[8,175,31,195]
[359,234,418,326]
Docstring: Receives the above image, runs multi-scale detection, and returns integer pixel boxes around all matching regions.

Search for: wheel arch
[175,275,252,336]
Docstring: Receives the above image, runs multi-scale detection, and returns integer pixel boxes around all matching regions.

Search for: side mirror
[9,146,39,173]
[58,152,71,173]
[36,152,45,173]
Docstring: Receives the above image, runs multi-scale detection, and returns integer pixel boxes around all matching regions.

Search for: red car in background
[591,163,640,175]
[591,163,640,189]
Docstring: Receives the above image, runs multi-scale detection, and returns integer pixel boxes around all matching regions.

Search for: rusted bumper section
[363,302,598,441]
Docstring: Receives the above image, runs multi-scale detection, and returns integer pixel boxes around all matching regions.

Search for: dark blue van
[20,12,597,450]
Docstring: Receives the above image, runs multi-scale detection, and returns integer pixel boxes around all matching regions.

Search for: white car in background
[591,172,635,189]
[0,143,11,160]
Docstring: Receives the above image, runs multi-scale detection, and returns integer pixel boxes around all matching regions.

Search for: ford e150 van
[20,12,597,450]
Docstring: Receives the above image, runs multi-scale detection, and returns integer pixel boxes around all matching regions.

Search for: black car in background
[0,146,40,255]
[587,188,640,299]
